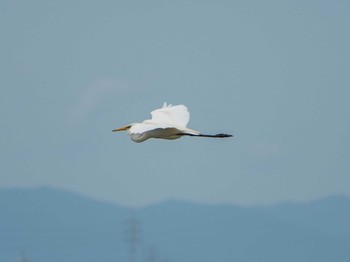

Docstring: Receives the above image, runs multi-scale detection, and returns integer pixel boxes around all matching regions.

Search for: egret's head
[112,124,132,132]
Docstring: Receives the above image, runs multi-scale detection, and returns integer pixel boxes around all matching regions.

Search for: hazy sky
[1,1,349,207]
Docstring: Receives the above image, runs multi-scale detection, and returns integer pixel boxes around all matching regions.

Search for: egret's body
[113,103,232,143]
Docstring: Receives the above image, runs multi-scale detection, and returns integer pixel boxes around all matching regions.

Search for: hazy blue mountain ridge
[1,188,349,262]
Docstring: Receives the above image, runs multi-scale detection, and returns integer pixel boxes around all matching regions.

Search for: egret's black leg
[179,133,233,138]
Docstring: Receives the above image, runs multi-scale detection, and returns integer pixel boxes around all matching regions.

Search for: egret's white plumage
[113,102,232,143]
[150,102,189,128]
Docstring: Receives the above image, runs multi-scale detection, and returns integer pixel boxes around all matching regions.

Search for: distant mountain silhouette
[1,187,349,262]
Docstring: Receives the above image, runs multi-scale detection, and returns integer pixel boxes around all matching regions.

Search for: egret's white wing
[150,103,190,128]
[129,122,171,135]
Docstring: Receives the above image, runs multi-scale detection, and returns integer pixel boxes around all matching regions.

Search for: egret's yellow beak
[112,125,130,132]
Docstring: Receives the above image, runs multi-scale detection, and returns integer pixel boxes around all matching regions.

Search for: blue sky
[1,1,349,207]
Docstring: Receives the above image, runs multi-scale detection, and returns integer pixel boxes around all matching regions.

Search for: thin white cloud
[70,78,127,119]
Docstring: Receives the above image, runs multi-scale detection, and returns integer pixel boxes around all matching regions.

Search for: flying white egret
[112,102,233,143]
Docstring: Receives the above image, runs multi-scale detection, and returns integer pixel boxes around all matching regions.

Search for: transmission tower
[124,212,141,262]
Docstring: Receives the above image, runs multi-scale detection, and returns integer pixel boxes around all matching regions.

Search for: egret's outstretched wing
[129,122,171,135]
[150,103,190,128]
